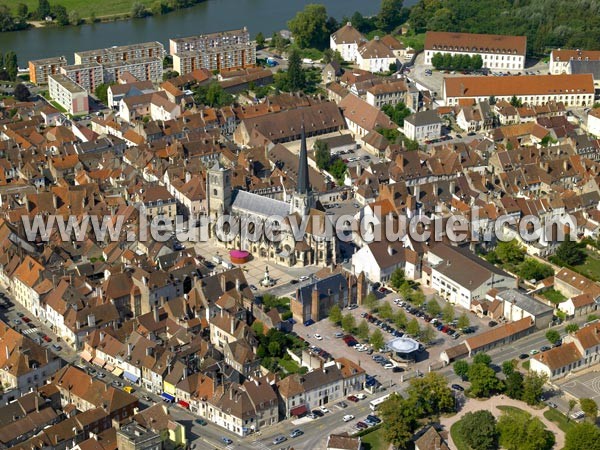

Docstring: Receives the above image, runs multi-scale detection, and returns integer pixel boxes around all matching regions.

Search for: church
[206,125,338,268]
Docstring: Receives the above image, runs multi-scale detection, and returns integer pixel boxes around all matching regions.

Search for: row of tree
[314,140,348,185]
[430,52,483,71]
[485,240,555,282]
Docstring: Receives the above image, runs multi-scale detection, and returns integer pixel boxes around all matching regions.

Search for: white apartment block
[424,31,527,71]
[102,57,163,83]
[442,74,595,107]
[48,73,89,115]
[60,62,104,92]
[403,110,442,142]
[74,41,164,65]
[170,27,256,74]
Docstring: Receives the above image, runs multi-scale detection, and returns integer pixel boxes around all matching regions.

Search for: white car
[314,334,323,340]
[343,414,355,422]
[570,411,585,420]
[319,406,330,413]
[384,363,395,369]
[356,393,367,400]
[299,276,309,282]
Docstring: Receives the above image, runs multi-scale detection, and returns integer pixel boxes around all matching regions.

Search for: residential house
[329,23,365,63]
[403,110,442,142]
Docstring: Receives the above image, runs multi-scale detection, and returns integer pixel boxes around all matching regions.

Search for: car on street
[570,411,585,420]
[304,319,315,327]
[123,386,135,393]
[290,429,303,438]
[488,320,497,327]
[307,413,318,419]
[392,366,404,373]
[451,384,464,391]
[337,401,348,408]
[319,406,329,413]
[52,344,62,351]
[356,421,368,430]
[312,409,324,417]
[540,346,551,352]
[272,436,287,445]
[384,363,395,369]
[343,414,355,422]
[314,333,323,340]
[529,349,539,355]
[221,437,233,445]
[97,372,105,378]
[22,316,31,323]
[546,402,558,409]
[519,353,529,359]
[356,393,367,400]
[347,395,359,402]
[367,415,381,424]
[43,335,52,342]
[195,418,207,425]
[334,332,344,338]
[299,275,309,281]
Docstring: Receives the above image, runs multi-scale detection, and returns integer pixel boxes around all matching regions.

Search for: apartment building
[74,41,164,65]
[48,74,89,115]
[356,36,397,73]
[102,57,163,83]
[549,49,600,74]
[60,62,104,92]
[424,31,527,71]
[28,56,68,84]
[365,79,408,108]
[329,22,365,63]
[442,74,595,107]
[404,110,443,141]
[170,28,256,74]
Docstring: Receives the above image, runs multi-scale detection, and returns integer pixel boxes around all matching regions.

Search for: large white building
[329,23,365,63]
[403,110,442,142]
[48,73,89,116]
[424,31,527,71]
[587,108,600,137]
[549,49,600,74]
[356,36,397,73]
[442,74,595,107]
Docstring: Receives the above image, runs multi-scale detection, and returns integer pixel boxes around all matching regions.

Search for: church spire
[297,121,310,195]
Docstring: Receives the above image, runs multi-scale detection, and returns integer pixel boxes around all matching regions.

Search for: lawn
[572,249,600,282]
[544,408,575,433]
[11,0,160,20]
[542,288,567,304]
[450,420,471,450]
[360,427,388,450]
[497,405,531,420]
[278,357,301,375]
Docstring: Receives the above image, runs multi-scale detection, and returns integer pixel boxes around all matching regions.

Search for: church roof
[230,190,290,218]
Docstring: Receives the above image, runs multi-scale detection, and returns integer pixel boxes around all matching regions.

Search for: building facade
[29,56,68,85]
[404,110,442,141]
[549,49,600,74]
[74,42,164,65]
[48,74,89,115]
[60,63,104,92]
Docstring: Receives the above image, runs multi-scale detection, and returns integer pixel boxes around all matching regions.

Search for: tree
[322,48,342,64]
[329,304,342,325]
[314,140,331,170]
[379,394,418,450]
[407,372,455,417]
[131,2,150,18]
[341,313,356,332]
[566,323,580,334]
[285,48,305,91]
[472,54,483,70]
[442,302,455,323]
[370,329,385,350]
[468,363,502,397]
[287,4,329,49]
[510,95,523,107]
[567,399,578,421]
[518,259,554,282]
[69,10,81,25]
[255,32,265,48]
[356,319,370,340]
[457,312,470,330]
[522,372,547,406]
[497,411,554,450]
[454,360,469,380]
[473,353,492,366]
[37,0,51,19]
[496,240,525,265]
[406,318,420,336]
[5,52,18,81]
[394,310,407,329]
[555,235,585,266]
[95,83,110,105]
[12,83,30,101]
[505,371,524,399]
[378,0,404,32]
[410,289,426,307]
[419,324,435,344]
[251,321,264,336]
[363,292,378,311]
[390,268,406,290]
[328,158,347,185]
[565,422,600,450]
[379,301,393,319]
[502,360,516,376]
[426,298,441,317]
[579,398,598,422]
[51,4,69,25]
[456,410,498,450]
[398,281,412,301]
[545,329,561,345]
[16,3,29,20]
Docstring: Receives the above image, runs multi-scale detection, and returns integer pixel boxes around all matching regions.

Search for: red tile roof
[425,31,527,55]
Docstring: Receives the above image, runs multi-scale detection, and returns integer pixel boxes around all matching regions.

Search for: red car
[347,395,359,402]
[43,335,52,342]
[22,317,31,323]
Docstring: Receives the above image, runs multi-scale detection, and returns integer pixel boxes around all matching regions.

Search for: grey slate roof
[405,109,442,127]
[569,60,600,79]
[296,273,347,305]
[231,189,290,218]
[496,288,554,316]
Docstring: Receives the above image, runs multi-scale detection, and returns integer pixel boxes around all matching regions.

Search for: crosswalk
[21,327,38,335]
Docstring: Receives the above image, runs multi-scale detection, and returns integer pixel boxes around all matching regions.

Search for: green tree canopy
[545,329,561,345]
[473,353,492,366]
[390,268,406,290]
[379,301,393,319]
[497,411,554,450]
[468,363,502,397]
[406,372,455,417]
[453,360,469,380]
[564,422,600,450]
[314,140,331,170]
[370,329,385,350]
[426,298,441,317]
[522,371,547,406]
[505,371,524,400]
[406,318,420,336]
[287,4,329,49]
[457,312,470,330]
[328,304,342,325]
[579,398,598,421]
[455,410,498,450]
[341,313,356,332]
[13,83,30,101]
[518,259,554,282]
[379,394,418,450]
[555,235,586,266]
[356,319,370,340]
[496,240,525,266]
[377,0,405,32]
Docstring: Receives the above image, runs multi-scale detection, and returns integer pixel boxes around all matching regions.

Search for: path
[440,396,565,450]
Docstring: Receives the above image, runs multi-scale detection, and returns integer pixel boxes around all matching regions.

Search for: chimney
[221,275,226,292]
[146,347,153,356]
[87,314,95,327]
[153,306,159,323]
[235,277,240,292]
[100,331,105,342]
[230,317,235,335]
[414,184,420,199]
[127,343,133,356]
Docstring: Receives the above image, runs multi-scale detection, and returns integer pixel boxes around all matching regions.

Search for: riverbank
[14,0,160,21]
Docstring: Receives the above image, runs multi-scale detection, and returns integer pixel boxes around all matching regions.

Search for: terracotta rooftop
[425,31,527,55]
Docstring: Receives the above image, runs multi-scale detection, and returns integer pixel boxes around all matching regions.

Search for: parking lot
[558,371,600,405]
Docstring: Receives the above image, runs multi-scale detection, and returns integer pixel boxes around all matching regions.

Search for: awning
[161,393,175,402]
[290,404,308,416]
[80,351,93,362]
[112,367,124,377]
[124,371,140,383]
[92,357,105,367]
[178,400,190,409]
[104,364,115,372]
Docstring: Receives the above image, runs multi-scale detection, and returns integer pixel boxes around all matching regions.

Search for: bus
[369,393,392,411]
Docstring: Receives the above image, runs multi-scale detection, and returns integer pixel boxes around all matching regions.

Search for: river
[0,0,417,65]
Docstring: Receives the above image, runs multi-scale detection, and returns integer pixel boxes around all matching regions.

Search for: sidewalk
[440,395,565,450]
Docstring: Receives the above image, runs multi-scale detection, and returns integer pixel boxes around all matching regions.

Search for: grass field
[572,249,600,282]
[450,420,471,450]
[543,408,575,433]
[360,427,388,450]
[12,0,158,19]
[542,288,567,304]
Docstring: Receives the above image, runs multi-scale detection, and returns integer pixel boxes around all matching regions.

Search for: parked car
[356,393,367,400]
[196,419,207,426]
[392,367,404,373]
[335,332,344,338]
[312,410,324,417]
[43,335,52,342]
[347,395,359,402]
[529,349,539,355]
[451,384,464,391]
[319,406,330,413]
[546,402,558,409]
[52,344,62,351]
[540,346,551,352]
[519,353,529,359]
[314,333,323,340]
[356,421,368,430]
[272,436,287,445]
[488,320,498,327]
[221,437,233,445]
[290,429,303,438]
[343,414,355,422]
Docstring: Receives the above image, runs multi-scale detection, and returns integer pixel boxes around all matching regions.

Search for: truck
[266,57,278,67]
